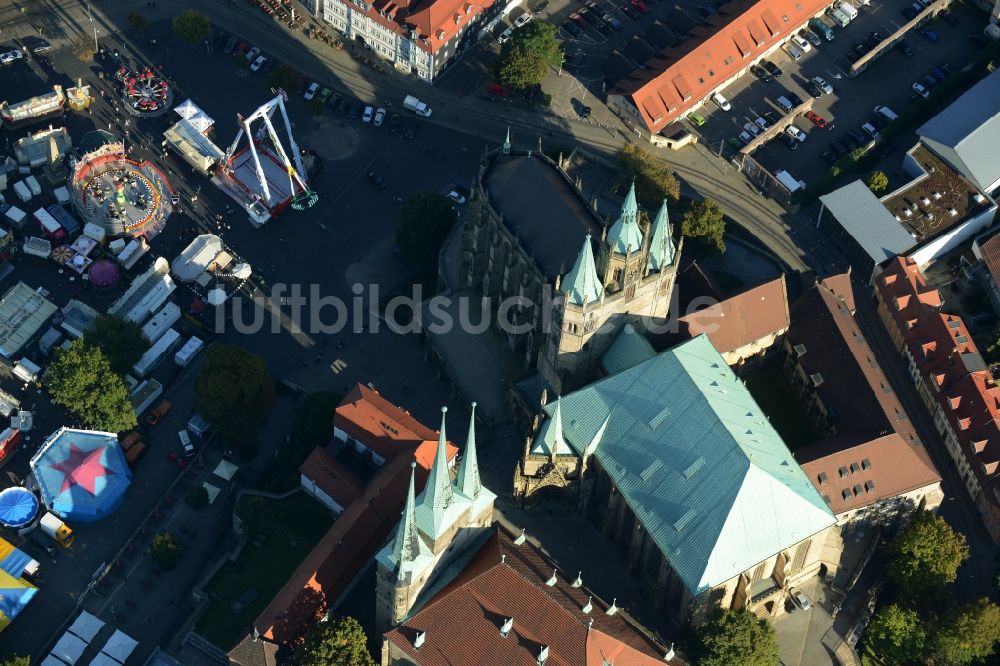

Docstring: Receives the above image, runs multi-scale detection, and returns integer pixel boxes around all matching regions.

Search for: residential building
[318,0,499,83]
[784,277,942,530]
[873,258,1000,544]
[447,140,681,393]
[676,274,789,368]
[817,146,998,280]
[917,67,1000,196]
[383,525,680,665]
[375,404,496,632]
[513,334,838,624]
[253,385,458,644]
[971,227,1000,316]
[606,0,837,143]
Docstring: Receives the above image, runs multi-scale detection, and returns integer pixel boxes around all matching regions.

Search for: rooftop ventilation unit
[414,631,426,650]
[500,617,513,638]
[810,373,824,387]
[794,343,807,356]
[538,645,550,665]
[948,208,958,216]
[921,196,931,206]
[932,191,942,199]
[975,193,987,204]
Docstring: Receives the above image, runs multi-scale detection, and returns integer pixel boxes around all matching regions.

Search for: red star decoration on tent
[47,442,114,496]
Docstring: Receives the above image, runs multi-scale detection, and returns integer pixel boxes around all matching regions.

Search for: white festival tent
[50,632,88,664]
[100,629,139,663]
[67,609,105,643]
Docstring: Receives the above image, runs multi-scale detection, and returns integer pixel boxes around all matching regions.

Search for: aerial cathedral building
[374,404,496,631]
[458,131,682,393]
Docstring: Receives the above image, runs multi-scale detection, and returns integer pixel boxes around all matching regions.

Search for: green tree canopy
[195,345,274,447]
[84,315,148,376]
[867,170,889,193]
[888,511,968,599]
[680,198,726,256]
[929,598,1000,665]
[289,616,374,666]
[617,143,681,208]
[185,486,209,509]
[267,63,301,93]
[0,656,31,666]
[150,532,180,571]
[695,608,779,666]
[173,10,210,44]
[45,340,137,433]
[868,604,926,665]
[495,22,562,89]
[258,391,342,493]
[396,192,457,280]
[238,495,276,536]
[127,11,148,32]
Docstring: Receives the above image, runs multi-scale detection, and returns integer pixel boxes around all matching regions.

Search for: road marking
[330,358,348,374]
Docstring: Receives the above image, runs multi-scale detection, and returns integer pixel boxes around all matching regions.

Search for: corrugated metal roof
[820,181,916,264]
[539,335,835,594]
[0,282,57,358]
[918,68,1000,193]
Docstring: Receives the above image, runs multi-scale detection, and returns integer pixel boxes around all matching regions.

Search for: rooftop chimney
[414,631,426,650]
[500,617,513,638]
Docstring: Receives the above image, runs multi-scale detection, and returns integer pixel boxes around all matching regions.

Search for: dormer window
[465,2,473,12]
[454,13,462,24]
[436,29,445,39]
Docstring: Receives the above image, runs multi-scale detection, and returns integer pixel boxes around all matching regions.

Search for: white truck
[403,95,432,118]
[775,169,807,193]
[40,511,74,548]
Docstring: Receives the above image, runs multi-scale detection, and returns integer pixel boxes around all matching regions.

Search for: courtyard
[744,364,820,449]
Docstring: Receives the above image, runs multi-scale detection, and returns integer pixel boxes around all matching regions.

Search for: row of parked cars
[562,0,640,38]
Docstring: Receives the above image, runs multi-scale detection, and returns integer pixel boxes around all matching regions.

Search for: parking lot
[687,0,987,184]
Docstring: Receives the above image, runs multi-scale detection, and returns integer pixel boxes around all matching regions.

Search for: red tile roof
[298,447,364,509]
[334,0,493,55]
[678,275,789,356]
[938,371,1000,499]
[797,433,940,515]
[614,0,831,132]
[385,526,676,665]
[335,383,443,462]
[820,272,856,313]
[980,232,1000,290]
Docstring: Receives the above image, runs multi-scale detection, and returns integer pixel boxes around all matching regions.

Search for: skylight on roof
[673,508,697,532]
[683,456,706,479]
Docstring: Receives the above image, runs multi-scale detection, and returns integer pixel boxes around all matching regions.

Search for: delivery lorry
[403,95,432,118]
[40,512,74,548]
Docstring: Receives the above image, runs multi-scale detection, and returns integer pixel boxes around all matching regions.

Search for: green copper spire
[457,402,481,499]
[561,234,604,306]
[607,181,644,254]
[419,407,454,513]
[647,199,676,271]
[503,127,511,155]
[391,462,421,579]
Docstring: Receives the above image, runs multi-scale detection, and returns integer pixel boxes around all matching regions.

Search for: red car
[569,12,586,27]
[488,83,509,97]
[805,111,827,129]
[631,0,647,13]
[167,451,188,469]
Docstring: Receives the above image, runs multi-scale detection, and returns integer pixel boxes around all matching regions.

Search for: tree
[173,9,210,45]
[127,11,147,32]
[395,192,457,278]
[986,324,1000,364]
[185,486,209,509]
[195,345,274,447]
[71,39,95,62]
[237,496,276,536]
[310,98,325,115]
[258,391,342,493]
[867,170,890,193]
[84,315,148,376]
[680,198,726,255]
[289,616,374,666]
[149,532,180,571]
[888,511,969,599]
[233,53,249,71]
[867,604,925,665]
[494,22,562,89]
[46,340,137,433]
[0,656,31,666]
[929,598,1000,665]
[617,143,680,208]
[266,63,301,93]
[694,608,779,666]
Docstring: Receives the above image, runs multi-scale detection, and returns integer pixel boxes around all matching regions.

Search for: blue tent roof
[0,488,39,528]
[30,428,131,523]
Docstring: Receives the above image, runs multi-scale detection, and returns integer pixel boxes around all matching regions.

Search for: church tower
[374,404,495,632]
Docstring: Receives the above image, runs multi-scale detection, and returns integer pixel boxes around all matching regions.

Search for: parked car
[821,149,838,164]
[687,112,706,126]
[514,11,534,26]
[805,111,828,129]
[790,588,811,611]
[782,43,803,61]
[562,20,583,36]
[779,133,799,150]
[897,38,914,55]
[621,3,640,18]
[304,82,319,100]
[738,130,753,145]
[786,125,807,142]
[586,2,607,17]
[762,59,783,77]
[606,15,622,29]
[0,50,22,65]
[347,100,362,119]
[249,55,267,72]
[710,91,731,111]
[245,46,261,62]
[488,82,510,96]
[569,12,586,27]
[749,64,772,82]
[448,191,467,204]
[921,29,939,42]
[787,92,804,107]
[374,107,386,126]
[912,81,930,98]
[696,1,717,18]
[812,76,833,94]
[30,39,52,54]
[866,30,884,48]
[754,115,771,130]
[848,127,868,144]
[224,36,239,54]
[804,80,823,98]
[762,111,779,126]
[791,34,812,52]
[631,0,648,12]
[743,121,761,137]
[497,27,514,43]
[362,105,374,123]
[861,121,880,140]
[853,41,870,57]
[367,171,388,188]
[800,29,822,46]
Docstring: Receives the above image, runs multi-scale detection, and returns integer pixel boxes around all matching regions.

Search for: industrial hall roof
[533,334,835,594]
[384,526,677,666]
[819,180,917,265]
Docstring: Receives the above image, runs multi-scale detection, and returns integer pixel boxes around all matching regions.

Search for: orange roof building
[317,0,499,82]
[607,0,832,137]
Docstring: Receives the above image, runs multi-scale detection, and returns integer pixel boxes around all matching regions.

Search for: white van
[873,105,898,121]
[178,430,195,457]
[826,7,850,26]
[834,1,858,20]
[775,169,807,193]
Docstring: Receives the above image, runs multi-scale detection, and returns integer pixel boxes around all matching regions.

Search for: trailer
[12,181,31,204]
[118,237,150,271]
[33,207,64,241]
[12,358,41,383]
[141,302,181,343]
[4,205,27,231]
[82,223,106,244]
[0,428,22,468]
[124,274,175,324]
[38,327,63,356]
[22,236,52,259]
[129,378,163,416]
[174,336,205,367]
[24,176,41,197]
[45,204,80,238]
[132,328,181,377]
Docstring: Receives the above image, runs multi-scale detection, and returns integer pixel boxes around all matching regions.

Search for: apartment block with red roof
[317,0,500,82]
[873,257,1000,544]
[606,0,833,141]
